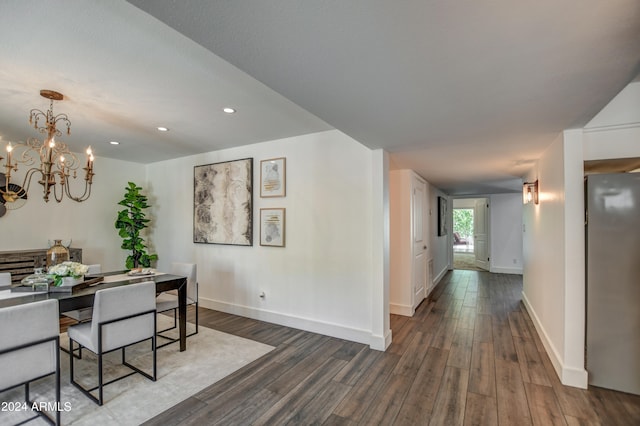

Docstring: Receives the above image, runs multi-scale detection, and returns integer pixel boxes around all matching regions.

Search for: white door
[474,198,489,270]
[412,176,427,309]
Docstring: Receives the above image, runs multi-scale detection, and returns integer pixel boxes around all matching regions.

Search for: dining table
[0,271,189,351]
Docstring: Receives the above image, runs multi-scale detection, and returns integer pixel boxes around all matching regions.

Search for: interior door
[474,198,489,270]
[412,175,427,309]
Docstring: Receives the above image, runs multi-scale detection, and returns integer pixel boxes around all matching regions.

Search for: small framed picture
[260,157,286,197]
[260,208,285,247]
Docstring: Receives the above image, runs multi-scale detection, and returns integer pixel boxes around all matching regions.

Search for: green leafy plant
[115,182,158,269]
[453,208,473,239]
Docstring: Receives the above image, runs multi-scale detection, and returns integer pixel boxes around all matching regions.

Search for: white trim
[370,329,392,351]
[562,366,589,389]
[200,297,375,348]
[390,303,414,316]
[521,292,588,389]
[434,265,449,285]
[490,266,523,275]
[584,122,640,133]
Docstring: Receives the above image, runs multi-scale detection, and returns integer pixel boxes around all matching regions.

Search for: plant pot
[61,276,84,286]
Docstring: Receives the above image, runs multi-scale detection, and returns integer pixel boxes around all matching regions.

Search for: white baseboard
[370,329,392,351]
[434,265,449,286]
[490,266,523,275]
[200,297,375,348]
[521,292,588,389]
[390,303,414,317]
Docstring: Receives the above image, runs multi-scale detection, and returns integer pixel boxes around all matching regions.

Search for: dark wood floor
[145,270,640,425]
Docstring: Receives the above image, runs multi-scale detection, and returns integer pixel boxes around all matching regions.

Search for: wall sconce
[523,180,539,205]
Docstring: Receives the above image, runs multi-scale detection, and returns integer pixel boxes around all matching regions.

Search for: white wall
[371,149,391,349]
[429,184,449,282]
[522,133,574,384]
[146,130,388,348]
[489,193,523,274]
[522,80,640,389]
[389,170,413,315]
[0,155,145,271]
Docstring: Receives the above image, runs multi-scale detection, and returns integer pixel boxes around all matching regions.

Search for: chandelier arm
[21,167,42,194]
[52,171,64,203]
[63,174,93,202]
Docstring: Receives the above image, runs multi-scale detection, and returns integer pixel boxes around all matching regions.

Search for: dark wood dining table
[0,272,189,351]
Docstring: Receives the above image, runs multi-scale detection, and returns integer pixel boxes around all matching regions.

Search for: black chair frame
[157,296,198,349]
[69,309,157,406]
[0,335,61,425]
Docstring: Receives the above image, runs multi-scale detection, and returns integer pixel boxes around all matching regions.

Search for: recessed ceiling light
[109,141,120,145]
[157,126,169,132]
[223,107,236,114]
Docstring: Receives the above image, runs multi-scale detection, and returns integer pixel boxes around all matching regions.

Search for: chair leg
[194,302,199,335]
[157,303,198,347]
[153,328,157,381]
[98,352,104,406]
[69,338,74,383]
[157,308,178,334]
[23,361,60,425]
[55,337,61,426]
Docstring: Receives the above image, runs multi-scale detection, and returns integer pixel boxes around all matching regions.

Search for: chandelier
[0,90,95,209]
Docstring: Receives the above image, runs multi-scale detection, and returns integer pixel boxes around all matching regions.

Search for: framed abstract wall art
[193,158,253,245]
[260,157,286,197]
[260,208,285,247]
[438,196,448,236]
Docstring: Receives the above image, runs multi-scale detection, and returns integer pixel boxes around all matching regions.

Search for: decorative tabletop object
[46,239,70,267]
[47,261,89,287]
[18,268,52,292]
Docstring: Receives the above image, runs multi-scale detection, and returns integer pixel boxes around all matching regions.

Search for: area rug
[453,251,483,271]
[0,317,274,425]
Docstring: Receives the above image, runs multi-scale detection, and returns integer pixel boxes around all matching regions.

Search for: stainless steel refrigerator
[586,172,640,395]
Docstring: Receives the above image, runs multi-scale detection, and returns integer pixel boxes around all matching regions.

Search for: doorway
[452,198,489,271]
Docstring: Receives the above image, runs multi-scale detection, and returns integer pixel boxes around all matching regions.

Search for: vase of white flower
[47,261,89,287]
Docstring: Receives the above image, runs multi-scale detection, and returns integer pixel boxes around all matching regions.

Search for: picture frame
[438,196,448,236]
[260,157,286,197]
[260,208,285,247]
[193,158,253,246]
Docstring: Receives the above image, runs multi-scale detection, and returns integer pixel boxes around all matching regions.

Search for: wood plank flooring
[145,270,640,425]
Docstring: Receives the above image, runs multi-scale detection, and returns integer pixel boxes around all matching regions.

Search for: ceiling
[1,1,639,196]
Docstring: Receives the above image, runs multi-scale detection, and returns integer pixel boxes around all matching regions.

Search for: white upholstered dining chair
[0,272,11,289]
[0,299,61,425]
[156,262,198,347]
[68,280,157,405]
[60,264,101,323]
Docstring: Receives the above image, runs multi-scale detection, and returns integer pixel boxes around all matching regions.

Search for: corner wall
[146,130,387,348]
[522,80,640,388]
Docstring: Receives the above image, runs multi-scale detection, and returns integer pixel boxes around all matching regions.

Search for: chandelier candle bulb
[6,142,12,165]
[86,146,93,169]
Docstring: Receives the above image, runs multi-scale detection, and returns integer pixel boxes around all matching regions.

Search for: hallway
[148,270,640,425]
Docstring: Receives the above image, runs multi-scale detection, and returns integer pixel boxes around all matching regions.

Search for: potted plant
[115,182,158,269]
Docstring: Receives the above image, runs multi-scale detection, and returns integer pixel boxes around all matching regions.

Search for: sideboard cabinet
[0,248,83,284]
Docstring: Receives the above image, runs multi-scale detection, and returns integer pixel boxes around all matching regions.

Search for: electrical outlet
[513,258,517,264]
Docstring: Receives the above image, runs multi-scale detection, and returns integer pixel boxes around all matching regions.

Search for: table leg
[178,277,187,351]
